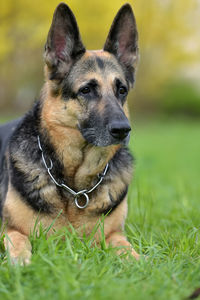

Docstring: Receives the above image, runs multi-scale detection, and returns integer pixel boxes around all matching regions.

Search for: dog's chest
[46,186,111,235]
[60,184,111,217]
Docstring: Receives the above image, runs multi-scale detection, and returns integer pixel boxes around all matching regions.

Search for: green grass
[1,118,200,300]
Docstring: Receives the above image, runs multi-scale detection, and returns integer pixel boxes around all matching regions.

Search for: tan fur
[106,232,140,260]
[4,229,32,265]
[3,184,60,235]
[41,93,86,180]
[3,184,38,235]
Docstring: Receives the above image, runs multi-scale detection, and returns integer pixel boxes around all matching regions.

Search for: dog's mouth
[78,123,131,147]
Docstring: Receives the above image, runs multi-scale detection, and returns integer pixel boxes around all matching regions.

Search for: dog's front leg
[4,228,32,265]
[106,232,140,260]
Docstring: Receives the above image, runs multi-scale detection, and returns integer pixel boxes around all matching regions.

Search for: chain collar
[37,136,109,209]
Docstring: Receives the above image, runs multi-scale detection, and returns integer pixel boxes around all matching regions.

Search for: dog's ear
[44,3,85,80]
[104,4,138,85]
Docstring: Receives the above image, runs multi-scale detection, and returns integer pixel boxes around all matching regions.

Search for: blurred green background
[0,0,200,118]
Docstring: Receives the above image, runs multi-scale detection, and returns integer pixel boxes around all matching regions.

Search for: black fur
[0,119,22,215]
[0,103,63,214]
[0,159,8,217]
[0,119,21,169]
[96,57,104,70]
[103,186,128,215]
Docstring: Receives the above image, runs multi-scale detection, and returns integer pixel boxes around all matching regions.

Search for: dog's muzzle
[108,120,131,145]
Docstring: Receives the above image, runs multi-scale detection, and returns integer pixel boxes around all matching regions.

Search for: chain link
[37,136,109,209]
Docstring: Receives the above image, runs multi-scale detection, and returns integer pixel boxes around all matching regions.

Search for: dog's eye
[119,86,127,95]
[80,86,91,95]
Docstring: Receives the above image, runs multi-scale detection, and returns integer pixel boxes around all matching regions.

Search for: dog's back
[0,119,21,168]
[0,119,21,213]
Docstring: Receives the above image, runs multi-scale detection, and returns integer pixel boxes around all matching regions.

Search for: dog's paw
[131,249,140,260]
[10,250,32,266]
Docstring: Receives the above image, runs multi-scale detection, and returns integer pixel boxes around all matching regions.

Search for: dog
[0,2,139,264]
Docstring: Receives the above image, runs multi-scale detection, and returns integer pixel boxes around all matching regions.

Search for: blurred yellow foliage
[0,0,199,115]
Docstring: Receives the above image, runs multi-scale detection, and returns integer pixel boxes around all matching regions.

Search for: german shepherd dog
[0,3,139,264]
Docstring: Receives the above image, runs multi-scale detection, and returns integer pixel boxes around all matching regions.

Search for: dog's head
[43,3,138,147]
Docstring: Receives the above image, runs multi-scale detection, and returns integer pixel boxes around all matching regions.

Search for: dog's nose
[108,121,131,140]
